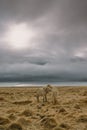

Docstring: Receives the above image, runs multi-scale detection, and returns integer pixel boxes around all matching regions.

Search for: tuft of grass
[8,113,16,121]
[59,123,70,129]
[13,100,32,105]
[7,109,17,114]
[82,91,87,96]
[0,117,10,125]
[0,97,5,101]
[77,115,87,122]
[74,103,80,109]
[84,125,87,130]
[0,125,7,130]
[41,117,57,129]
[53,126,64,130]
[7,123,22,130]
[20,109,33,117]
[17,117,31,126]
[59,107,67,114]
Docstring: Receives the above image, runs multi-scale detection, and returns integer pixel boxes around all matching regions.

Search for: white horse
[36,85,52,102]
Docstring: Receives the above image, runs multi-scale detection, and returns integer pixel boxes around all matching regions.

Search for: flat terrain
[0,86,87,130]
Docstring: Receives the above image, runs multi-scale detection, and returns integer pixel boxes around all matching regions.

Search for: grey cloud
[0,0,54,23]
[0,0,87,82]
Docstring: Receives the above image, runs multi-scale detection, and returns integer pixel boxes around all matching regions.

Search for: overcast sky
[0,0,87,82]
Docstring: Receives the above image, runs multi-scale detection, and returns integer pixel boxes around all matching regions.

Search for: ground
[0,86,87,130]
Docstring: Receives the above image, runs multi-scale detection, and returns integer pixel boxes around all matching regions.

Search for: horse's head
[45,84,53,93]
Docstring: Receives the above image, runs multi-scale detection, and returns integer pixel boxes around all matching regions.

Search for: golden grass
[0,86,87,130]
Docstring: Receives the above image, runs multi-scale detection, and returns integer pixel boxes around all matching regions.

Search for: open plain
[0,86,87,130]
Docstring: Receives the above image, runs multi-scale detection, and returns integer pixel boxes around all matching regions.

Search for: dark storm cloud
[0,0,87,82]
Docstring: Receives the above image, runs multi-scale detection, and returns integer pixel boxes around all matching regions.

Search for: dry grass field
[0,86,87,130]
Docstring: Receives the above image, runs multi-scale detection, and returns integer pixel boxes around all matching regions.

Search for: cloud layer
[0,0,87,82]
